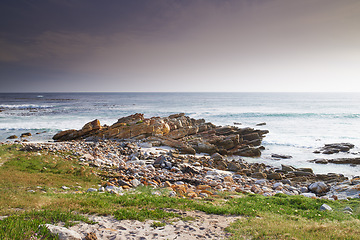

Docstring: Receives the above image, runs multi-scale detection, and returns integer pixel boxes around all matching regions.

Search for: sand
[68,209,241,240]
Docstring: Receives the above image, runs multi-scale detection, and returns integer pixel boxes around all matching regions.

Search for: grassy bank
[0,144,359,239]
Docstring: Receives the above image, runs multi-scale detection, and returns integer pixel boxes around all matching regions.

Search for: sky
[1,0,360,92]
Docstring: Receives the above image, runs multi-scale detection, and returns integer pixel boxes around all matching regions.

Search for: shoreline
[7,139,359,200]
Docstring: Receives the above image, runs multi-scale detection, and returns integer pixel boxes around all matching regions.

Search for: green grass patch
[150,221,166,228]
[0,210,94,240]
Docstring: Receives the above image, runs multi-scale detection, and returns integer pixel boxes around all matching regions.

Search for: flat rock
[42,224,82,240]
[320,204,332,211]
[272,154,292,159]
[316,143,355,154]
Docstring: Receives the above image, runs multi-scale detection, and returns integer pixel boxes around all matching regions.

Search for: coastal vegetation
[0,144,360,239]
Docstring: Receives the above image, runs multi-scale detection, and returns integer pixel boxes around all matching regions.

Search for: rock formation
[53,113,268,157]
[314,143,355,154]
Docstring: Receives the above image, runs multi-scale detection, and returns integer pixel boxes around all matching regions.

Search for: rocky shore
[21,139,359,200]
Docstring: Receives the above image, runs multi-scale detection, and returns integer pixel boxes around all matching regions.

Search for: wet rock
[20,132,32,138]
[7,135,18,139]
[311,159,328,164]
[316,143,355,154]
[256,122,266,126]
[271,154,292,159]
[311,158,360,165]
[327,158,360,165]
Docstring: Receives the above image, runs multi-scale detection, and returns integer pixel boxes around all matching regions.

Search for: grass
[1,143,360,239]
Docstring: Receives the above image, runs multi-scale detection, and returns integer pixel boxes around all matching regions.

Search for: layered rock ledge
[53,113,268,157]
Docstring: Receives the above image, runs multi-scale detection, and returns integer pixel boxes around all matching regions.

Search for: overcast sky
[1,0,360,92]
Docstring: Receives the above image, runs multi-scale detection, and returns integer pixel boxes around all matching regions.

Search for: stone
[308,182,330,194]
[61,186,70,190]
[42,224,82,240]
[316,143,355,154]
[343,206,353,212]
[319,204,332,211]
[312,159,328,164]
[281,165,296,172]
[227,161,241,172]
[256,122,266,126]
[20,132,32,138]
[251,172,267,179]
[271,154,292,159]
[130,179,141,188]
[168,191,177,197]
[7,135,18,139]
[199,192,208,198]
[87,188,97,192]
[267,172,283,180]
[85,232,98,240]
[301,192,317,198]
[273,182,283,189]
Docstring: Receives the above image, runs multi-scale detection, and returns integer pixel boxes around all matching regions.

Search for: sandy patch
[69,209,241,240]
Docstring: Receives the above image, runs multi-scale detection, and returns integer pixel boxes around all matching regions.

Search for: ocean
[1,92,360,177]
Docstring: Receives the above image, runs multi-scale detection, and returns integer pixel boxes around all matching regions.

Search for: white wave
[0,104,53,109]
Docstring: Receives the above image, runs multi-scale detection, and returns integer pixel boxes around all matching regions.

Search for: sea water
[1,92,360,177]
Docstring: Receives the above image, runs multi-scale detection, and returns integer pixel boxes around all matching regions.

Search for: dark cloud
[1,0,360,92]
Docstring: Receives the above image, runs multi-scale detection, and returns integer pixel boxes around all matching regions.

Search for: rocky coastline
[3,113,360,239]
[4,113,360,200]
[19,140,359,201]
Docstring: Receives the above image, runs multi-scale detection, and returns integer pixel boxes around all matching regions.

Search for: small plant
[150,221,166,228]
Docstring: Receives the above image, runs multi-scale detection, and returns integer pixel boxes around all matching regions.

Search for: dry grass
[228,212,360,240]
